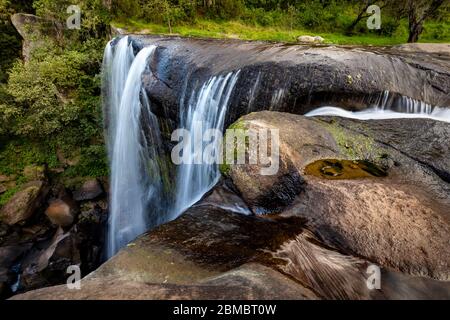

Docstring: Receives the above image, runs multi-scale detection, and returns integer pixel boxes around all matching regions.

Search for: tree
[390,0,448,42]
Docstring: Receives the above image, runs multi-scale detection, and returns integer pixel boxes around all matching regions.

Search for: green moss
[0,185,19,207]
[220,119,251,176]
[321,121,385,161]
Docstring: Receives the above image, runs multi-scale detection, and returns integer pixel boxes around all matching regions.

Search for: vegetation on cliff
[0,0,110,206]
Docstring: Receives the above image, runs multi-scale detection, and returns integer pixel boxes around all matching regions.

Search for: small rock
[23,165,46,181]
[45,198,78,227]
[21,227,80,290]
[0,175,9,183]
[73,179,104,202]
[298,35,324,43]
[0,184,6,194]
[0,181,49,225]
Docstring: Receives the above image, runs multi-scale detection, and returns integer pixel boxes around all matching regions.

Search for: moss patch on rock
[320,120,386,161]
[219,119,251,177]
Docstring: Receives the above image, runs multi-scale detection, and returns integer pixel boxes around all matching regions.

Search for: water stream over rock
[103,38,165,257]
[103,36,450,257]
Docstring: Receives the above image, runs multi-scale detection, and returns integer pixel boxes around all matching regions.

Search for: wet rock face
[10,14,59,62]
[131,36,450,126]
[45,198,78,227]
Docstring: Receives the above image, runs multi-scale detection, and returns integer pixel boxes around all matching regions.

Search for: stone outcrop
[127,35,450,128]
[0,181,49,226]
[10,14,59,61]
[10,110,450,300]
[11,188,450,300]
[223,112,450,281]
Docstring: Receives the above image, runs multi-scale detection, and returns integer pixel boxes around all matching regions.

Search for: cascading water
[306,91,450,123]
[102,37,135,155]
[103,37,240,256]
[103,38,166,257]
[173,71,241,217]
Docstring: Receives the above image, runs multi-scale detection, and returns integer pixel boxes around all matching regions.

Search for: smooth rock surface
[73,179,104,202]
[11,196,450,300]
[224,112,450,280]
[45,198,78,227]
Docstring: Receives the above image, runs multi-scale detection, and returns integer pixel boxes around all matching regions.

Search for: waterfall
[306,91,450,123]
[103,38,164,257]
[173,71,241,217]
[102,37,135,156]
[103,37,241,255]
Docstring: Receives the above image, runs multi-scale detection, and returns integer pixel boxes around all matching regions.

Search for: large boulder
[73,179,104,202]
[10,195,450,300]
[223,112,450,280]
[128,35,450,126]
[45,198,78,227]
[0,181,49,226]
[221,111,340,213]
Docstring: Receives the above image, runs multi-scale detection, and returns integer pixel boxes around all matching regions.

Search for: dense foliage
[112,0,449,41]
[0,0,109,192]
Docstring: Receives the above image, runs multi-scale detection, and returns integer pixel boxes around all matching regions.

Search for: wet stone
[304,159,387,180]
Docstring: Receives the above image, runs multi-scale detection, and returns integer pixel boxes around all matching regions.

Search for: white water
[103,39,241,255]
[102,37,135,156]
[305,106,450,123]
[306,92,450,123]
[103,39,160,257]
[173,71,240,217]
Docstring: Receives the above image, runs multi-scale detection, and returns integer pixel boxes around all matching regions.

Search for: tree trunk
[408,22,423,43]
[167,15,172,34]
[347,6,369,33]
